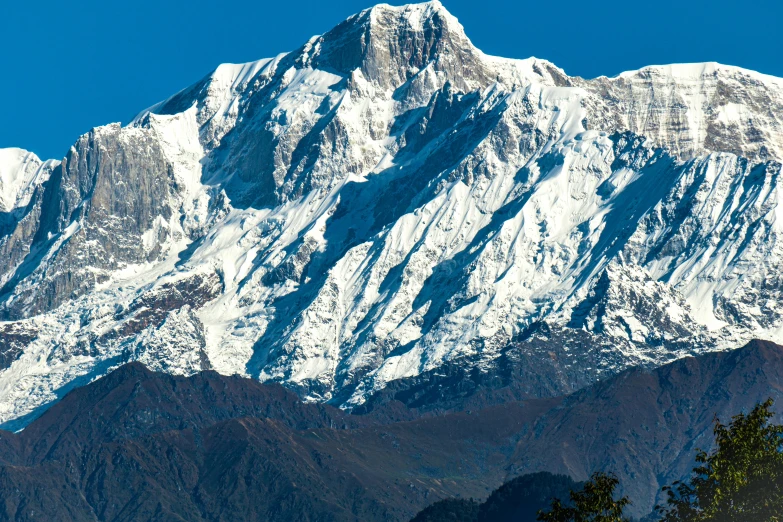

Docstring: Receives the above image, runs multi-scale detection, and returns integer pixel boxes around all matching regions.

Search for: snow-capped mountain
[1,0,783,427]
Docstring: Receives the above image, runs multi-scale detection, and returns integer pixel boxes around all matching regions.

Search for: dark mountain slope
[9,362,366,466]
[411,471,581,522]
[0,362,556,521]
[506,339,783,517]
[1,340,783,520]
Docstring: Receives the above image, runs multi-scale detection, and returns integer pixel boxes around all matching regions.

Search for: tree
[537,471,631,522]
[658,398,783,521]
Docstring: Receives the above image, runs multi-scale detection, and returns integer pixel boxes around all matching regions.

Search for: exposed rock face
[0,125,179,318]
[303,1,496,92]
[0,150,58,292]
[580,63,783,161]
[0,323,36,371]
[1,0,783,426]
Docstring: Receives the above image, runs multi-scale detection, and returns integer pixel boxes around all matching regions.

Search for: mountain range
[1,0,783,431]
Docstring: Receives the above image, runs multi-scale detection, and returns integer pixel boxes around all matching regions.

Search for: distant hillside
[0,340,782,519]
[411,472,581,522]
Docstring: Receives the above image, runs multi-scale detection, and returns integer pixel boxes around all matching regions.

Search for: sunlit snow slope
[1,1,783,427]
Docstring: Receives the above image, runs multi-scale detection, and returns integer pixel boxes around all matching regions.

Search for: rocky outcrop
[0,125,180,318]
[580,63,783,161]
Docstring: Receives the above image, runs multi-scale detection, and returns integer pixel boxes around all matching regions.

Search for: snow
[617,62,783,87]
[597,61,783,161]
[0,148,56,212]
[716,102,746,125]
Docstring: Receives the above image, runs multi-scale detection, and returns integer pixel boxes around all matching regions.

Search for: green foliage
[536,472,631,522]
[657,398,783,521]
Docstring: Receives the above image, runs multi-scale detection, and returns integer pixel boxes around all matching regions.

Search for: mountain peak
[367,1,455,28]
[616,61,783,85]
[0,147,55,212]
[300,0,488,90]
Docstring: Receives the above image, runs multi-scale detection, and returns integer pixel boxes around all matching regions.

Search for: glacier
[0,0,782,426]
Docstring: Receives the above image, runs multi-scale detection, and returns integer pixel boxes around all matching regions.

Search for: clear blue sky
[2,0,780,160]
